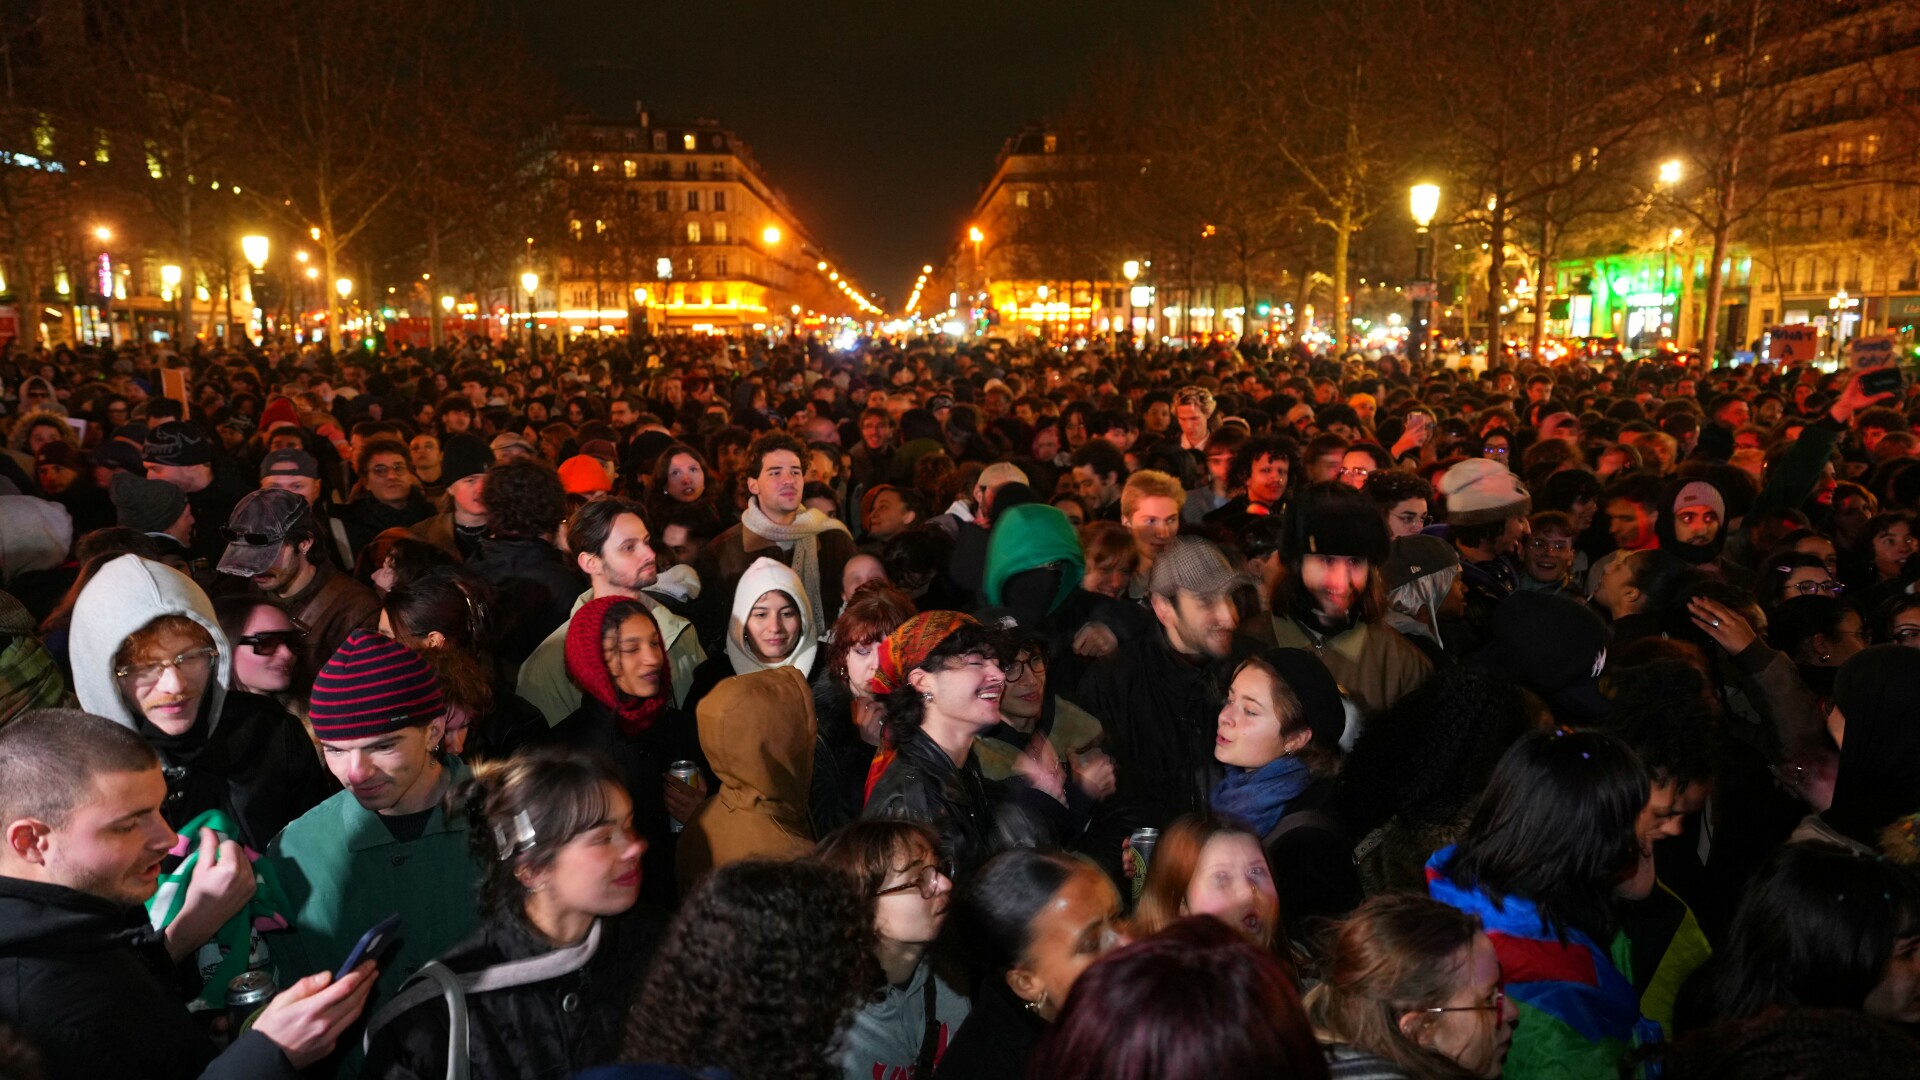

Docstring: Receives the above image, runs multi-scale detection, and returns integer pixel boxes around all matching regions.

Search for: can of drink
[1129,828,1160,902]
[226,970,276,1033]
[668,761,701,833]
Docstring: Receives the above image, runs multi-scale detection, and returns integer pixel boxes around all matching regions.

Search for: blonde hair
[1121,469,1187,519]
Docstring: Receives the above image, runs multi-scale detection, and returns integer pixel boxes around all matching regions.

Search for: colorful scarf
[566,596,668,736]
[869,611,978,696]
[146,809,290,1007]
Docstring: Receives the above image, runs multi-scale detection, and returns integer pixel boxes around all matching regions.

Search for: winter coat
[1073,629,1254,831]
[973,697,1105,782]
[0,875,298,1080]
[70,554,335,850]
[518,588,706,722]
[688,519,857,649]
[932,977,1044,1080]
[677,666,817,892]
[839,957,970,1080]
[261,757,483,1024]
[265,559,381,691]
[338,489,436,558]
[864,728,1077,878]
[1269,615,1431,717]
[466,536,585,665]
[362,907,663,1080]
[1427,847,1661,1080]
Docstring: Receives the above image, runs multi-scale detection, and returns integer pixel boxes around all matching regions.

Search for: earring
[1818,653,1831,663]
[1023,990,1049,1014]
[922,691,934,702]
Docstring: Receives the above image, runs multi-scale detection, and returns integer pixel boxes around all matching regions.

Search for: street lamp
[241,235,270,271]
[1657,159,1684,186]
[520,271,539,356]
[1409,183,1441,365]
[93,225,112,243]
[441,295,456,312]
[160,264,182,293]
[335,277,352,299]
[762,225,782,246]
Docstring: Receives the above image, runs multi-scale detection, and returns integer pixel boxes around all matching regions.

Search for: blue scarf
[1210,755,1312,836]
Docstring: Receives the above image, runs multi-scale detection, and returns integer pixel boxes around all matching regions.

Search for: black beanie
[1283,481,1391,566]
[440,434,495,484]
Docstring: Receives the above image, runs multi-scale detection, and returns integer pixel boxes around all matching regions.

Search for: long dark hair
[1674,843,1920,1033]
[621,860,876,1080]
[1442,728,1647,942]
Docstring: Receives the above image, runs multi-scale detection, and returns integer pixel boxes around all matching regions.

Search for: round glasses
[875,860,955,899]
[1783,578,1844,597]
[1004,654,1049,683]
[116,646,217,686]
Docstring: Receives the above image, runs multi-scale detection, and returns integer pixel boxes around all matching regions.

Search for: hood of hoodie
[723,557,819,677]
[1653,477,1727,566]
[982,503,1084,613]
[697,665,815,820]
[7,406,75,454]
[71,554,232,734]
[0,496,72,585]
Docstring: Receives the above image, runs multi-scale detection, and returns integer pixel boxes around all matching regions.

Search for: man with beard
[217,489,380,689]
[1075,537,1256,834]
[516,496,706,723]
[0,709,376,1080]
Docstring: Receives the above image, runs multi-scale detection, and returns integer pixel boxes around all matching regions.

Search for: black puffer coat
[863,729,1080,877]
[363,907,663,1080]
[153,691,339,851]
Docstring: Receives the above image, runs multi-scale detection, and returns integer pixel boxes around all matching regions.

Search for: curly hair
[824,583,918,688]
[621,859,877,1080]
[877,621,1005,745]
[482,458,568,539]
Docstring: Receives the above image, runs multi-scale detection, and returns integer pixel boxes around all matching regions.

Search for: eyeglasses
[237,625,307,655]
[1339,465,1373,479]
[1527,538,1573,554]
[875,860,955,899]
[366,463,409,478]
[116,646,217,685]
[1484,445,1510,457]
[1782,578,1844,597]
[1422,986,1506,1015]
[1004,654,1049,683]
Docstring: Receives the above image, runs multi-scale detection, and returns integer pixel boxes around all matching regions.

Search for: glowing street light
[295,250,309,264]
[1409,183,1441,229]
[160,264,183,289]
[762,225,782,246]
[440,295,456,312]
[241,235,270,271]
[335,277,353,299]
[968,226,984,244]
[1123,260,1141,282]
[1657,159,1683,186]
[93,226,113,243]
[309,226,322,241]
[520,271,538,296]
[304,267,319,280]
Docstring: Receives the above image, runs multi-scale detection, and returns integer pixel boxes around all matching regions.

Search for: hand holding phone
[335,914,401,981]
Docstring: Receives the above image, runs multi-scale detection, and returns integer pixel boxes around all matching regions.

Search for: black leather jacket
[863,729,1081,876]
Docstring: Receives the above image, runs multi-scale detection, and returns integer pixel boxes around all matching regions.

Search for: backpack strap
[416,961,469,1080]
[363,919,603,1066]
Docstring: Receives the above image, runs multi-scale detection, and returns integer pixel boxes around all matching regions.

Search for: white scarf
[740,498,849,633]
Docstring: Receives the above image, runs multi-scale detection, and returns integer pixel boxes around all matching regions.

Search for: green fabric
[0,632,66,724]
[1501,999,1633,1080]
[260,756,482,1077]
[982,504,1085,613]
[143,808,292,1007]
[1638,883,1713,1035]
[974,699,1106,781]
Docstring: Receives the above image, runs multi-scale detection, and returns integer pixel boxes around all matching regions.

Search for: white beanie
[1439,459,1531,528]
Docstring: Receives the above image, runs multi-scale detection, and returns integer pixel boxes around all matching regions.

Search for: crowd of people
[0,329,1918,1080]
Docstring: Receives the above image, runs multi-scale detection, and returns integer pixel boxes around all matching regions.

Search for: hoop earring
[1024,990,1048,1014]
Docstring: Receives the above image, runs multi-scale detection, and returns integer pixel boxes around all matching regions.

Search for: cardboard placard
[1766,324,1819,364]
[161,367,190,410]
[1847,332,1898,369]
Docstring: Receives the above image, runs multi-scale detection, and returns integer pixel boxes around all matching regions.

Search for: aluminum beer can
[668,761,701,833]
[226,970,276,1032]
[1128,828,1160,902]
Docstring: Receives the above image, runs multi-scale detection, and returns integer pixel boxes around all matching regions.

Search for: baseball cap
[490,432,536,458]
[259,447,321,480]
[217,488,315,577]
[1148,536,1248,598]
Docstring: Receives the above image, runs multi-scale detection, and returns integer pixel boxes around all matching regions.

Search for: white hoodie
[0,495,71,586]
[71,554,233,732]
[723,557,819,677]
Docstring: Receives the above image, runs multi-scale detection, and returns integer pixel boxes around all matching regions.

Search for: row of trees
[1005,0,1920,360]
[0,0,557,349]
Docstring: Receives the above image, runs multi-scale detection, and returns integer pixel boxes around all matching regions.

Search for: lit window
[623,159,636,178]
[1015,190,1029,208]
[1043,134,1058,153]
[567,159,579,176]
[687,222,702,243]
[713,222,729,244]
[683,133,697,151]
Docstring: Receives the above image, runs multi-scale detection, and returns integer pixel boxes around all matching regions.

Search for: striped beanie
[309,630,445,739]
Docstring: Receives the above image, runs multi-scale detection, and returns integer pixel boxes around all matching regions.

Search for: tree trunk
[1333,208,1352,354]
[1702,219,1730,365]
[1486,206,1507,365]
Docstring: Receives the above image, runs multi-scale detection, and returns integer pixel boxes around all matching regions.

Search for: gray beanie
[111,472,188,534]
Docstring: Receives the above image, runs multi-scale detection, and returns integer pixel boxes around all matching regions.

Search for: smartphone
[1859,367,1904,398]
[335,914,401,980]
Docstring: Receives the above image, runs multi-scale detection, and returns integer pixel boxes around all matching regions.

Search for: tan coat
[676,665,816,893]
[1269,614,1432,716]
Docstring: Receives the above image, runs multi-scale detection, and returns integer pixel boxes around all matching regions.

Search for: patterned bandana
[868,611,979,697]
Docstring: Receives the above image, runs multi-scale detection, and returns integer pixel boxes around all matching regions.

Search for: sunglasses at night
[237,628,307,655]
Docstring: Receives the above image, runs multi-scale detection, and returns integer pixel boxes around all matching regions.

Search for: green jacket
[261,756,482,1070]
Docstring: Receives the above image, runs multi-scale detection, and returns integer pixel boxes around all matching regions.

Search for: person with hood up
[1471,589,1614,726]
[982,502,1143,698]
[1650,476,1728,576]
[551,596,706,907]
[676,665,817,892]
[1379,534,1464,665]
[1792,644,1920,856]
[71,553,334,851]
[682,556,821,712]
[1270,483,1432,715]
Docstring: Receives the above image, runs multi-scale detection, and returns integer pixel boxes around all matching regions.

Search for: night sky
[517,0,1171,308]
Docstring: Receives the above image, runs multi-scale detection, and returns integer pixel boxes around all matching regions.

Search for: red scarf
[566,596,668,736]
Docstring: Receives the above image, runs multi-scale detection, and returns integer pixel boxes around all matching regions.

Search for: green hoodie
[982,503,1086,614]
